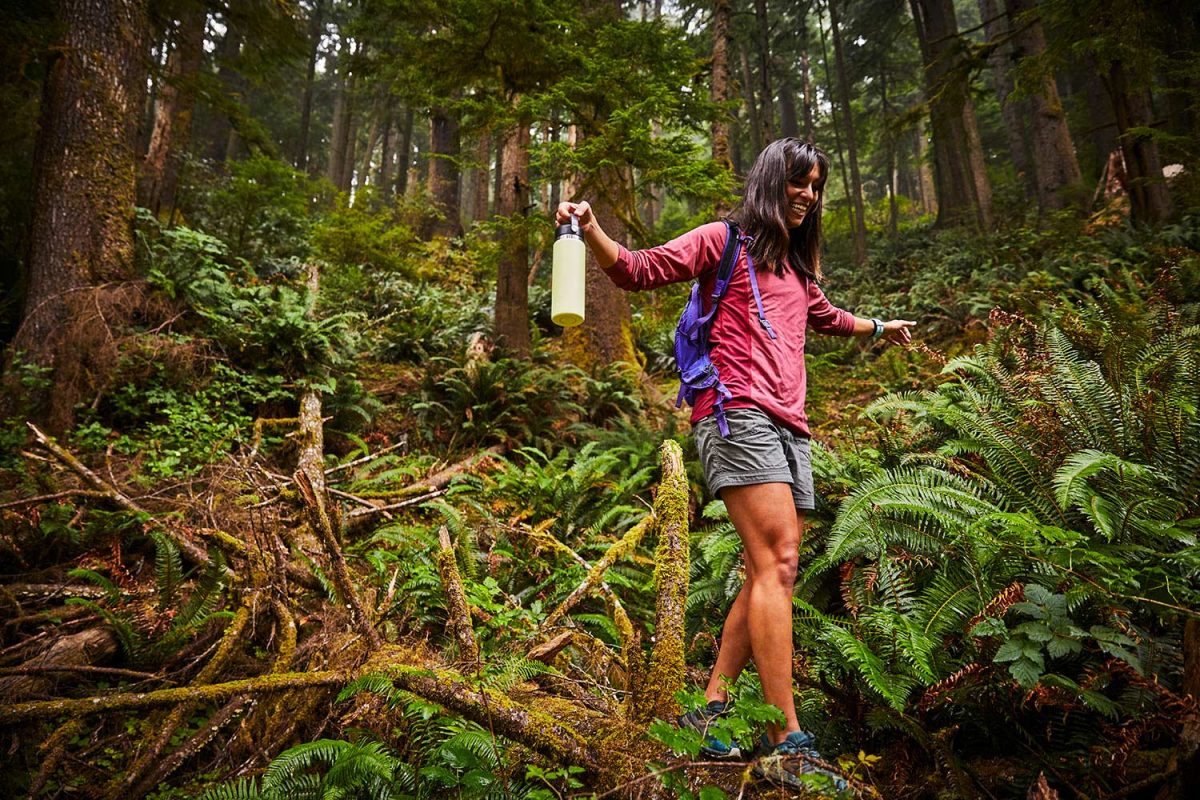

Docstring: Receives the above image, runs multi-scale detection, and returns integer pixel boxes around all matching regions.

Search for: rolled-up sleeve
[602,222,726,292]
[806,281,857,336]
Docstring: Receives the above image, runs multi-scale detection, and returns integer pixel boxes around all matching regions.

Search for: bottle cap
[555,214,582,239]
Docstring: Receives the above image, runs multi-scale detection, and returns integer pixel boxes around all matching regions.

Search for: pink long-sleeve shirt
[604,221,856,437]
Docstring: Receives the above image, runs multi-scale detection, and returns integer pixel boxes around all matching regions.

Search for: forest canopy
[0,0,1198,798]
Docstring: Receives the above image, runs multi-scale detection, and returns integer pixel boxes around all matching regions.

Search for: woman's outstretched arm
[555,201,620,269]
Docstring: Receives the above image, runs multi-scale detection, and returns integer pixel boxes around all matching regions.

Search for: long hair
[733,138,830,281]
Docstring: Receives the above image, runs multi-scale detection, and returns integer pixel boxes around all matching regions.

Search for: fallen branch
[0,489,108,509]
[27,423,223,572]
[437,525,479,663]
[0,669,347,724]
[345,488,446,519]
[542,513,654,629]
[295,470,381,647]
[385,662,599,771]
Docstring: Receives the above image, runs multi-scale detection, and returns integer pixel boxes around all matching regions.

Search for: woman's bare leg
[711,483,803,743]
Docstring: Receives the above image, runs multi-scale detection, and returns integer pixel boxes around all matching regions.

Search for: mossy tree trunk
[10,0,149,434]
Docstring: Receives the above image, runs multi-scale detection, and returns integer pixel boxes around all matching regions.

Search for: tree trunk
[294,0,324,171]
[494,116,532,358]
[207,22,240,163]
[327,48,353,192]
[376,99,394,204]
[914,120,938,217]
[739,46,766,155]
[1105,60,1172,224]
[11,0,149,434]
[464,131,492,224]
[562,166,638,371]
[427,104,463,238]
[1005,0,1082,211]
[711,0,734,209]
[800,14,815,141]
[778,72,800,140]
[138,1,205,217]
[909,0,993,228]
[754,0,775,142]
[395,107,414,198]
[341,83,360,195]
[828,0,868,264]
[816,0,854,233]
[979,0,1036,199]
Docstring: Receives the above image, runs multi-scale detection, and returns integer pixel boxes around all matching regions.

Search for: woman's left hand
[882,319,916,345]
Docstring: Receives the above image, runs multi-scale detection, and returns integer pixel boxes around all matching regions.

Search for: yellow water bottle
[551,214,586,327]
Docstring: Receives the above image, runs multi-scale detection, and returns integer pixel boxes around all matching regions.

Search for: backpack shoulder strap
[710,220,741,300]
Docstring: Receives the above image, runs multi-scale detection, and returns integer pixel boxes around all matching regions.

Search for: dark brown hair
[733,138,830,281]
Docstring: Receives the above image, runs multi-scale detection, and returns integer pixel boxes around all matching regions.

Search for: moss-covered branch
[542,513,654,630]
[0,670,347,724]
[436,525,479,662]
[635,439,690,724]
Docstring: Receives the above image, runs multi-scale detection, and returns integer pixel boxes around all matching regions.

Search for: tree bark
[327,46,354,193]
[828,0,868,264]
[427,104,463,238]
[979,0,1036,199]
[909,0,993,228]
[754,0,775,143]
[207,21,240,163]
[11,0,149,434]
[778,72,800,140]
[1105,60,1173,224]
[295,0,324,171]
[739,46,766,155]
[376,98,394,204]
[395,106,414,197]
[562,169,638,370]
[138,1,205,217]
[495,116,532,357]
[1005,0,1082,211]
[711,0,734,209]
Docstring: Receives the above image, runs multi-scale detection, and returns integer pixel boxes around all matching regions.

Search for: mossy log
[635,439,690,724]
[0,669,347,724]
[384,662,600,770]
[436,525,479,663]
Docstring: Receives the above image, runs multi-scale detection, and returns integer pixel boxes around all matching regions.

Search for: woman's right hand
[556,200,595,232]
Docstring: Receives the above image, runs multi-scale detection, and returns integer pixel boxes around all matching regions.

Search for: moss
[638,439,691,724]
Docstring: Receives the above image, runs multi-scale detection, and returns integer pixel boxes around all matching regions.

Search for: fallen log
[0,626,118,703]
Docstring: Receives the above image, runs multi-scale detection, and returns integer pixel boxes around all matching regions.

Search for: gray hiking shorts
[693,407,815,510]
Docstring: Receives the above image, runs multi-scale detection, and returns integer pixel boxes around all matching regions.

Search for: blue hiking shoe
[676,700,742,759]
[751,730,849,793]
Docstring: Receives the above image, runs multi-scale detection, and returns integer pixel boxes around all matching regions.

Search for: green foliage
[76,361,288,477]
[183,154,324,270]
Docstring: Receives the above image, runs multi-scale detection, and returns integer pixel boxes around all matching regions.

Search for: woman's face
[785,163,822,228]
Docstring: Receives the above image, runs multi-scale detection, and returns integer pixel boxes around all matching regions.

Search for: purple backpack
[674,220,776,437]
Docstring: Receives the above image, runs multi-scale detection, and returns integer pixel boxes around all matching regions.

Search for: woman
[555,138,913,788]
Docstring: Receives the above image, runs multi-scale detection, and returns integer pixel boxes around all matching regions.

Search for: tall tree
[908,0,993,228]
[139,0,206,217]
[711,0,735,206]
[827,0,868,264]
[1006,0,1082,211]
[294,0,324,171]
[426,103,462,237]
[494,116,531,356]
[978,0,1036,198]
[11,0,149,433]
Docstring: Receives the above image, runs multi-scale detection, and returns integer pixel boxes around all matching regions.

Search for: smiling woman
[556,136,915,790]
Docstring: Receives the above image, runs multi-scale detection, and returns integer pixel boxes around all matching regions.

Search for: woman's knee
[745,536,800,587]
